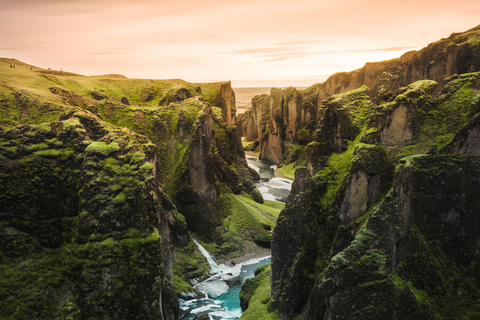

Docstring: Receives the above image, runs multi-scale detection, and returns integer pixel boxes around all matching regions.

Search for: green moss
[172,240,211,294]
[111,192,126,205]
[139,162,153,171]
[329,85,375,128]
[411,75,480,154]
[399,154,430,166]
[173,273,193,293]
[317,137,358,207]
[27,142,49,152]
[85,141,120,156]
[34,148,75,160]
[295,127,310,142]
[130,151,146,163]
[239,264,280,320]
[238,194,284,218]
[63,118,81,130]
[0,249,79,319]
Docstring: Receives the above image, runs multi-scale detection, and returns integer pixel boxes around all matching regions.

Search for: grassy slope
[0,58,224,128]
[239,265,281,320]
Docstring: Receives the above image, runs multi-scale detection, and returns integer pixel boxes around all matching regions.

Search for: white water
[180,238,271,319]
[246,155,292,203]
[191,238,231,275]
[179,156,291,319]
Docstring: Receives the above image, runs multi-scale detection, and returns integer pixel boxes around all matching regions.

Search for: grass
[241,137,256,150]
[239,264,280,320]
[237,194,284,218]
[222,192,275,243]
[276,162,297,180]
[0,57,231,130]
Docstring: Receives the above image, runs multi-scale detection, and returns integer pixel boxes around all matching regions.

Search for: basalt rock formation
[240,84,320,164]
[240,24,480,166]
[240,25,480,320]
[0,59,261,319]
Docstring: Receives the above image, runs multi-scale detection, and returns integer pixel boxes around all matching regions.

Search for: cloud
[226,44,416,63]
[262,55,309,62]
[227,46,311,55]
[0,46,37,50]
[273,41,323,46]
[89,47,138,55]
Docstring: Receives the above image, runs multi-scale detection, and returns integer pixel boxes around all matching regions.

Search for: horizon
[2,0,480,87]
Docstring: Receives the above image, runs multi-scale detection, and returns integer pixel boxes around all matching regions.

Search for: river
[178,156,292,320]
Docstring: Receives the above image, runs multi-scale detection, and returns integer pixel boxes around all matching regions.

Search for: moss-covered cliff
[241,52,480,320]
[239,24,480,167]
[0,59,269,318]
[0,111,180,319]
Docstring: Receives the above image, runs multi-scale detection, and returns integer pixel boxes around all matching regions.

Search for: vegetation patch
[85,141,120,156]
[222,191,275,246]
[237,194,284,218]
[317,136,358,207]
[239,264,280,320]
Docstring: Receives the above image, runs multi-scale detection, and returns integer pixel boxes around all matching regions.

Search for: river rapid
[178,156,292,320]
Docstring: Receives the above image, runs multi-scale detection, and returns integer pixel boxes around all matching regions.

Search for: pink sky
[1,0,480,87]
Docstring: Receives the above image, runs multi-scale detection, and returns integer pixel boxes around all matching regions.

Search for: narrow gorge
[2,23,480,320]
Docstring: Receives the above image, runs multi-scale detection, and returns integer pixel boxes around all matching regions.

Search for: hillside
[0,59,276,319]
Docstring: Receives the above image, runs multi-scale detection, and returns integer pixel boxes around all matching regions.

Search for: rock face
[242,85,320,164]
[239,24,480,166]
[263,69,480,319]
[0,112,179,320]
[215,81,237,126]
[171,105,258,241]
[310,154,480,319]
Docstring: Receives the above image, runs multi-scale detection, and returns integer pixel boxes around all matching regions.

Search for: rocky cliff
[0,59,263,319]
[240,24,480,166]
[0,111,180,320]
[240,66,480,319]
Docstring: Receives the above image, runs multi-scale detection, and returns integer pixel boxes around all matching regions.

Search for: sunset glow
[2,0,480,86]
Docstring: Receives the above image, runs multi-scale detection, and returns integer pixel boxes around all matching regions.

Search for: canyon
[1,23,480,320]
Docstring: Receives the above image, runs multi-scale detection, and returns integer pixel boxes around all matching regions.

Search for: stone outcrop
[441,112,480,155]
[158,85,195,106]
[322,25,480,100]
[215,81,237,126]
[241,85,321,164]
[309,154,480,319]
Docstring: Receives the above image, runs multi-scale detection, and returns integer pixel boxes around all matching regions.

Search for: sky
[1,0,480,87]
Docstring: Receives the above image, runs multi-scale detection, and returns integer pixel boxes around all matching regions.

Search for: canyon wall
[240,24,480,165]
[0,62,259,319]
[241,65,480,320]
